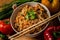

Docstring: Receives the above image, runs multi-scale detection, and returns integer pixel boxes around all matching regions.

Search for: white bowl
[10,2,51,37]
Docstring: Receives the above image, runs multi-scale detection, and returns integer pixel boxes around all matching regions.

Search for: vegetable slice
[25,10,37,20]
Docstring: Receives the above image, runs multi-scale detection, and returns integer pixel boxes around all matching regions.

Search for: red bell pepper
[0,20,14,35]
[44,26,60,40]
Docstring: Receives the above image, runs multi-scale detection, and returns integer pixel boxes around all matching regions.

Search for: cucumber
[0,0,20,16]
[0,1,22,20]
[0,1,14,16]
[0,10,13,20]
[0,8,12,16]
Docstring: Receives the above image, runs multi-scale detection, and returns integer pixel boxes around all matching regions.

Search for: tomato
[0,20,14,35]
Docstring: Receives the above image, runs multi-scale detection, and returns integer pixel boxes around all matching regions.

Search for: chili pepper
[56,26,60,31]
[57,37,60,40]
[44,26,60,40]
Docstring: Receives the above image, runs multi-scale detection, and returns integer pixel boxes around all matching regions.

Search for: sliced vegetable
[25,10,37,20]
[25,13,30,20]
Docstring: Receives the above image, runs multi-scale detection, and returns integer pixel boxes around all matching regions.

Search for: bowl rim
[10,2,51,37]
[58,16,60,21]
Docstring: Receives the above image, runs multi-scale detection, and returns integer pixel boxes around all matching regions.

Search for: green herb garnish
[25,10,37,20]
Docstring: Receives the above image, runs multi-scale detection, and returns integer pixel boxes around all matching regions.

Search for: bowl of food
[10,2,50,37]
